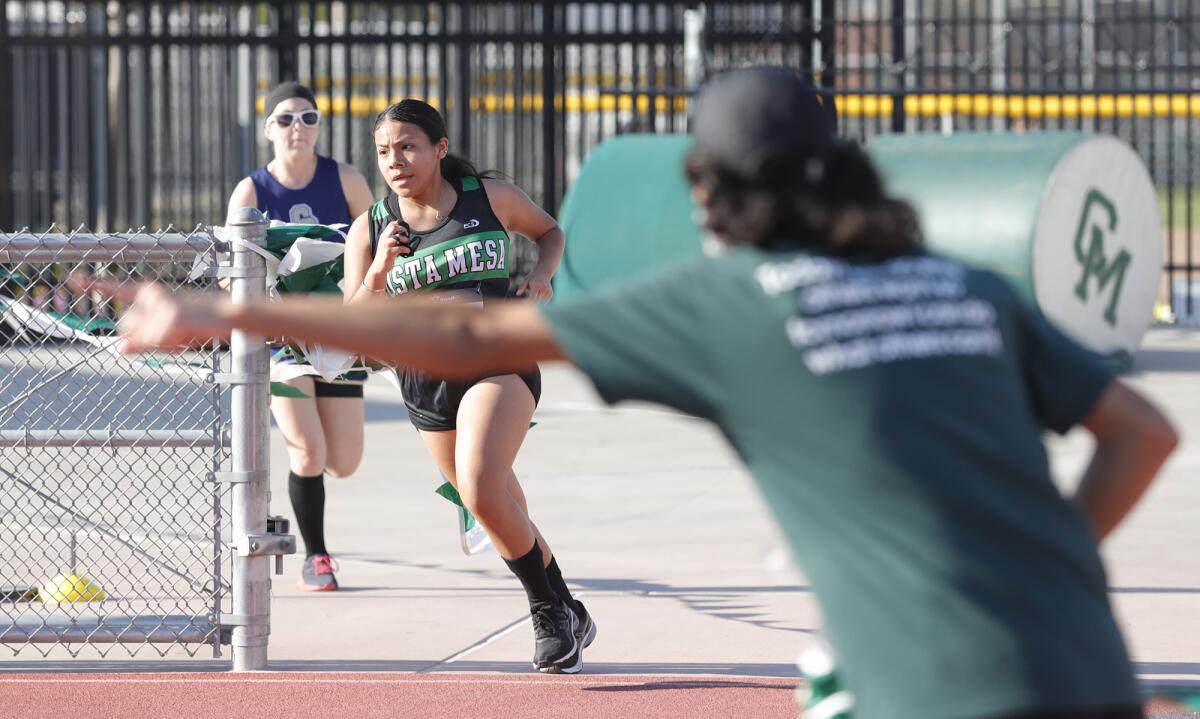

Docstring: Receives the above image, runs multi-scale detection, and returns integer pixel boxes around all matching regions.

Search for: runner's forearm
[345,271,390,305]
[530,228,566,278]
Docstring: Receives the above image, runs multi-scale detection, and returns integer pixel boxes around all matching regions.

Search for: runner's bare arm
[226,177,258,218]
[1075,381,1178,540]
[342,213,378,304]
[483,179,564,301]
[338,163,375,218]
[217,179,262,291]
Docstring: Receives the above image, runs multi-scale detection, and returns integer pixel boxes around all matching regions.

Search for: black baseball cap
[265,81,317,117]
[690,67,834,184]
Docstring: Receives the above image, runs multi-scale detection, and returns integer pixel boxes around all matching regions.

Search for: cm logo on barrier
[1073,189,1131,327]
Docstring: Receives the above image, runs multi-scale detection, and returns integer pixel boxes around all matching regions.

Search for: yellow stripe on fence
[870,93,1200,119]
[258,92,1200,119]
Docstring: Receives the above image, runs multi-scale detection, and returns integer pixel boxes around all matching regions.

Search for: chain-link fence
[0,218,285,665]
[0,1,818,228]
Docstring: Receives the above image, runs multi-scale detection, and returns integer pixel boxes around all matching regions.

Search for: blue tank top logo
[285,203,319,224]
[250,155,351,230]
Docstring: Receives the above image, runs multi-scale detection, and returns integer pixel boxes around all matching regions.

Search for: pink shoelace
[311,554,335,575]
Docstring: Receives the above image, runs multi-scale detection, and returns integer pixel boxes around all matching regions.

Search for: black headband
[265,81,317,117]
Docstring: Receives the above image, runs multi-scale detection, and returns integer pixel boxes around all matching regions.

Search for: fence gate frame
[0,209,289,669]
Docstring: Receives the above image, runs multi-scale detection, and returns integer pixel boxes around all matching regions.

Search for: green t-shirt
[542,249,1136,719]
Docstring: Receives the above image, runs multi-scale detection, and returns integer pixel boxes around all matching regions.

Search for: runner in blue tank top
[249,154,352,226]
[227,81,374,592]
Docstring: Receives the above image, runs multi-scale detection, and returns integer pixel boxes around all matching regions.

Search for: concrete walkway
[2,328,1197,691]
[260,326,1200,686]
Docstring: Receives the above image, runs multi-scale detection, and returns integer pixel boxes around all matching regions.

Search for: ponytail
[440,153,479,183]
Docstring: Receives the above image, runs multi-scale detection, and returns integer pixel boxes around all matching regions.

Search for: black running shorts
[313,378,365,398]
[400,368,541,432]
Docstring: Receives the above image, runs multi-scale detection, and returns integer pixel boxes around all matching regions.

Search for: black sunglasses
[271,110,321,128]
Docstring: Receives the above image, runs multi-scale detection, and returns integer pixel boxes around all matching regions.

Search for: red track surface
[0,673,1192,718]
[0,672,801,719]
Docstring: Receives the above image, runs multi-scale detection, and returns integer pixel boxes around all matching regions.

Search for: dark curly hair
[684,140,923,262]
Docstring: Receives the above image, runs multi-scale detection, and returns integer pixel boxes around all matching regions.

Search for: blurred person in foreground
[104,67,1175,718]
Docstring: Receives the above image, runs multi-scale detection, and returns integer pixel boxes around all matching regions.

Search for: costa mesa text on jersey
[387,231,509,294]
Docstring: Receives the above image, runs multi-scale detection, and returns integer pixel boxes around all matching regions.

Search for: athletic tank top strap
[367,176,511,299]
[249,155,352,228]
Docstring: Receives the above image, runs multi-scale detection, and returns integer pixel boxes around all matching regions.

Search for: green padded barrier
[867,132,1161,357]
[555,134,702,301]
[554,132,1160,357]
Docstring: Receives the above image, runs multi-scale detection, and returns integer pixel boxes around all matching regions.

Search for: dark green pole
[540,1,558,213]
[891,0,906,133]
[0,8,14,228]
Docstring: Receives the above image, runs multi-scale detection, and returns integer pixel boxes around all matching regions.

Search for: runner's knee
[324,451,362,478]
[287,441,327,476]
[456,470,511,523]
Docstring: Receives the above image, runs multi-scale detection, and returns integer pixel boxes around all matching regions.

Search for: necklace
[403,183,452,224]
[434,183,451,222]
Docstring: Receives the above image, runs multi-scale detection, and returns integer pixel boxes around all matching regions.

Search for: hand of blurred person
[71,278,233,353]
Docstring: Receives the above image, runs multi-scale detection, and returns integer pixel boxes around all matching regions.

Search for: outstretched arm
[110,283,566,378]
[1075,380,1178,540]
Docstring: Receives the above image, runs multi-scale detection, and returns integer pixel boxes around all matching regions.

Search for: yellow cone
[37,574,106,603]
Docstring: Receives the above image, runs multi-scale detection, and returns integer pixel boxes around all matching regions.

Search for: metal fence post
[226,207,272,670]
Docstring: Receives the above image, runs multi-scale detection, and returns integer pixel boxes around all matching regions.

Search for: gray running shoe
[297,553,338,592]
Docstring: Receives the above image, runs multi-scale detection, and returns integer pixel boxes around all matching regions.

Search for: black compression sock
[545,557,582,617]
[288,471,327,557]
[503,541,559,609]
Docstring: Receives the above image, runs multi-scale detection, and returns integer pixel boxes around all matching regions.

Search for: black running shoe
[574,600,597,650]
[531,601,580,674]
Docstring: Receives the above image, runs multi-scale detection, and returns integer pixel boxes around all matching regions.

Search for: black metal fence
[0,1,823,230]
[836,0,1200,315]
[2,1,1198,313]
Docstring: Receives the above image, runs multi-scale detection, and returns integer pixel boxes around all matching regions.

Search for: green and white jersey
[368,176,511,302]
[542,248,1135,719]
